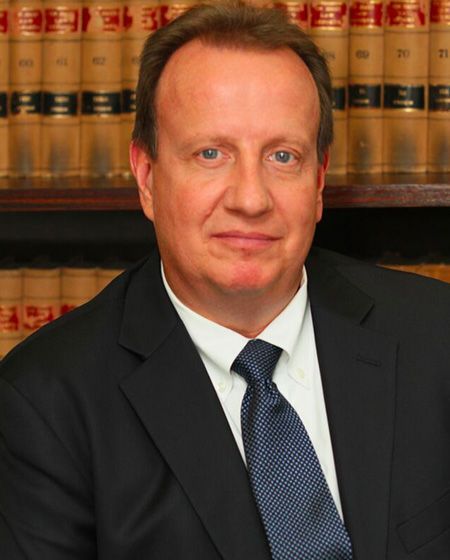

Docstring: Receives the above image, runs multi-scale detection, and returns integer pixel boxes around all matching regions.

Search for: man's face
[132,40,327,314]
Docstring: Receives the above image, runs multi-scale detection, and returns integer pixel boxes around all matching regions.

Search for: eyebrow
[177,135,311,153]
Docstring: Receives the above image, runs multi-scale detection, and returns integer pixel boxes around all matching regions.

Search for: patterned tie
[232,339,353,560]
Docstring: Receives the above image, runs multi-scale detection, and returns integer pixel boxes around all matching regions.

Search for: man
[1,2,449,559]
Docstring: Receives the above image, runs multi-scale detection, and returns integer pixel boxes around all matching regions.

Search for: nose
[223,156,273,217]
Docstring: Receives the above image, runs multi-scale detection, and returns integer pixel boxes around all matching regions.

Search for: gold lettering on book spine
[81,0,122,176]
[383,0,429,172]
[310,1,349,174]
[428,0,450,170]
[0,0,8,176]
[10,0,43,176]
[42,0,81,176]
[348,0,384,172]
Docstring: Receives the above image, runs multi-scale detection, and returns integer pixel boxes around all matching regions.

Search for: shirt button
[217,381,227,393]
[295,368,306,381]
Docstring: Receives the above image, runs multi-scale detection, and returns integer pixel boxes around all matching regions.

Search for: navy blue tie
[232,339,353,560]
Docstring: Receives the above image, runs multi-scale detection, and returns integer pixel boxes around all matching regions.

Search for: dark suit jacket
[0,247,449,559]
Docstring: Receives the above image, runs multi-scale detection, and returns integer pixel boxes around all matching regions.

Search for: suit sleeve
[0,377,96,559]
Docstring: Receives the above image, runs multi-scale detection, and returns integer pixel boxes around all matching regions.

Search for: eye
[199,148,220,160]
[270,150,296,164]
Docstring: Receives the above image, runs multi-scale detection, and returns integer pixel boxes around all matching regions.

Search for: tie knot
[232,339,282,385]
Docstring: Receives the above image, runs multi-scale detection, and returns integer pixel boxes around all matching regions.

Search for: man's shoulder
[307,246,450,330]
[309,246,450,298]
[0,253,160,393]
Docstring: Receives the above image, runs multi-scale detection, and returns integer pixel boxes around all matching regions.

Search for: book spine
[382,262,450,282]
[80,0,122,176]
[9,0,43,177]
[97,266,124,292]
[348,0,384,172]
[427,0,449,171]
[310,0,349,174]
[23,267,60,338]
[61,266,97,313]
[160,0,197,26]
[122,0,159,176]
[0,268,22,359]
[42,0,81,177]
[273,1,310,30]
[383,0,429,172]
[0,2,8,177]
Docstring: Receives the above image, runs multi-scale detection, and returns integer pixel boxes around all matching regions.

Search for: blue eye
[200,149,219,159]
[273,151,293,164]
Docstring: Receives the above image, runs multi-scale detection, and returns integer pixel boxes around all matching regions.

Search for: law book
[97,261,125,292]
[0,1,8,177]
[61,263,98,313]
[383,0,429,172]
[273,1,309,30]
[0,261,22,359]
[122,0,160,176]
[309,0,349,174]
[382,262,450,282]
[23,263,60,338]
[160,0,197,27]
[9,0,43,177]
[42,0,82,176]
[80,0,122,176]
[427,0,449,171]
[348,0,384,172]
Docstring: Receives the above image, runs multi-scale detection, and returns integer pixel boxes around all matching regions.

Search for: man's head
[132,0,333,163]
[130,1,333,334]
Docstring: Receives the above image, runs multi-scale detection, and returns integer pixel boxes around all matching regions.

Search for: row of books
[0,261,124,358]
[1,257,449,359]
[0,0,448,178]
[279,0,449,174]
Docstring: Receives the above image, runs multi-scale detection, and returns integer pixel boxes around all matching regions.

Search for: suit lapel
[118,253,271,560]
[307,251,397,560]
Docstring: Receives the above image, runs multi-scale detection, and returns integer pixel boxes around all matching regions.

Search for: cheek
[281,191,319,233]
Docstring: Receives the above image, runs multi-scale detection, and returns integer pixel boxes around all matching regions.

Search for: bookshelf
[0,174,449,211]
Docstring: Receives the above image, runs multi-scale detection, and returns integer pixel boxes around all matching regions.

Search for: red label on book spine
[274,2,309,25]
[311,1,348,29]
[45,8,79,33]
[24,305,55,330]
[160,4,191,26]
[13,8,43,34]
[350,1,383,26]
[430,0,450,24]
[82,7,121,33]
[0,305,20,333]
[385,0,427,26]
[123,5,159,31]
[0,10,8,33]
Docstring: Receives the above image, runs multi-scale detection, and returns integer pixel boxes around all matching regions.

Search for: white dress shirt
[161,264,344,518]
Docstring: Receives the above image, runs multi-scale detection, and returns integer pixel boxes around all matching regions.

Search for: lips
[212,231,279,249]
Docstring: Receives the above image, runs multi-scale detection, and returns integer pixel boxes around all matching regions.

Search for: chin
[219,266,276,295]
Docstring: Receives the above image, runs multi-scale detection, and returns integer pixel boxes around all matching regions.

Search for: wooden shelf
[0,173,449,211]
[324,174,450,208]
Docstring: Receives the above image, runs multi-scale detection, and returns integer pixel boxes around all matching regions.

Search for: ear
[129,141,155,222]
[315,150,329,224]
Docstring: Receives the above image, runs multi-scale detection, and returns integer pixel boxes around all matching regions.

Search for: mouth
[212,231,279,249]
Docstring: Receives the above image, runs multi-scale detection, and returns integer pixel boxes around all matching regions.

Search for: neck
[163,268,302,338]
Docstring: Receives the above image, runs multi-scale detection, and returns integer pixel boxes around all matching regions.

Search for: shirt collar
[161,263,308,374]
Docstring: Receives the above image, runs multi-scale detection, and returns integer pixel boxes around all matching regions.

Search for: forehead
[155,39,320,143]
